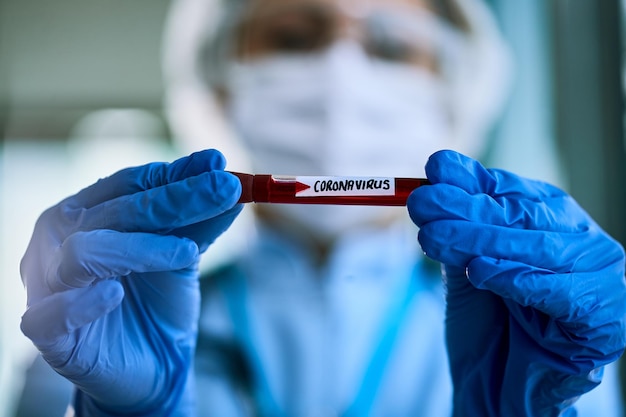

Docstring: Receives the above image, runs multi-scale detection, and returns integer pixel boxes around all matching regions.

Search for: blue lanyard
[343,271,421,417]
[220,272,285,417]
[221,267,422,417]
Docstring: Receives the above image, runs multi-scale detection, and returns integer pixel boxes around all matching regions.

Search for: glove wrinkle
[20,150,241,416]
[410,151,626,416]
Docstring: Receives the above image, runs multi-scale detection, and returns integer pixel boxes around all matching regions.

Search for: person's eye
[238,5,335,58]
[364,18,412,62]
[366,37,416,62]
[265,22,326,52]
[367,37,439,72]
[364,15,440,71]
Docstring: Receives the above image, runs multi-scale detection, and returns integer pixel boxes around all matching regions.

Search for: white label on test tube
[294,176,396,197]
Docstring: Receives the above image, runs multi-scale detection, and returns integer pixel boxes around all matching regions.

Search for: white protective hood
[161,0,512,166]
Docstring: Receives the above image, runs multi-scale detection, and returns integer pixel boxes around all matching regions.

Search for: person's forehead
[248,0,432,13]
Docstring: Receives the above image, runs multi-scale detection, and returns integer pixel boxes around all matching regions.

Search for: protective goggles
[231,0,467,74]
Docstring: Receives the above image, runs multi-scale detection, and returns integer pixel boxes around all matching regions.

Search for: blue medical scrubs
[193,219,625,417]
[195,221,453,417]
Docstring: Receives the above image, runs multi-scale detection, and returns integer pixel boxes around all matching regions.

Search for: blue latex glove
[20,149,243,416]
[407,150,626,417]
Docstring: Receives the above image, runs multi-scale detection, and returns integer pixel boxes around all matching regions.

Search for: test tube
[230,172,430,206]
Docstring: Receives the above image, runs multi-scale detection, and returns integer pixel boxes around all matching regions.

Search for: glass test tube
[230,172,430,206]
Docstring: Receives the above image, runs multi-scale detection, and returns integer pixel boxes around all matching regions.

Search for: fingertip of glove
[407,188,435,227]
[425,150,465,183]
[425,150,493,194]
[191,170,242,212]
[416,224,441,260]
[406,189,424,226]
[408,182,466,226]
[187,149,227,171]
[93,279,125,307]
[213,170,242,209]
[465,257,496,289]
[151,149,228,185]
[165,237,200,269]
[20,282,126,344]
[20,309,36,340]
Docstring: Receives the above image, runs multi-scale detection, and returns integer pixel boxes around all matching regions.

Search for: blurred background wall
[0,1,174,415]
[1,0,170,139]
[1,0,626,416]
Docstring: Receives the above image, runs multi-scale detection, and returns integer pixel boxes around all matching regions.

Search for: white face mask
[225,41,454,238]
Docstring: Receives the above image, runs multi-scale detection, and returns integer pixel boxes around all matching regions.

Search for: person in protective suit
[18,0,626,416]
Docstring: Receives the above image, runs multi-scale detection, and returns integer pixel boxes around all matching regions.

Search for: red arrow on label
[295,181,311,195]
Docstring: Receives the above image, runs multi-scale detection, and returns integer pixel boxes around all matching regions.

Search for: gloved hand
[20,149,243,416]
[407,150,626,417]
